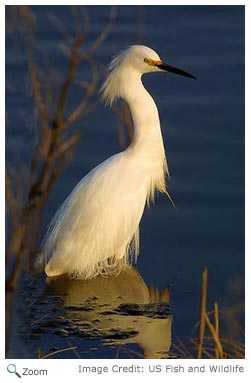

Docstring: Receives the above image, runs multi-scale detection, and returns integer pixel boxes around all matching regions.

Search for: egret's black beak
[156,62,196,79]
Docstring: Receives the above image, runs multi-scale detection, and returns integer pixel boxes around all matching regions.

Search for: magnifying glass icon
[7,364,21,378]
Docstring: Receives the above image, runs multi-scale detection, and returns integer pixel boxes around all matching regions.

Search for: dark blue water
[6,5,244,358]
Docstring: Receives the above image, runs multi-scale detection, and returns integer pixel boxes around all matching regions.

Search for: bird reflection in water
[46,266,172,359]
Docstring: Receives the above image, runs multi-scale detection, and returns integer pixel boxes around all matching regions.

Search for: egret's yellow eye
[144,58,163,66]
[144,58,154,66]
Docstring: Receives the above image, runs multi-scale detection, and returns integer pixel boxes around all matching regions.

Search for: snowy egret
[39,45,195,279]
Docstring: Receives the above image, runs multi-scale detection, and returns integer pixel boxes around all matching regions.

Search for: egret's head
[101,45,196,105]
[110,45,162,74]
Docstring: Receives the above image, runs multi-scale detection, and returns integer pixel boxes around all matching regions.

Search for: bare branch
[65,67,99,126]
[88,6,117,55]
[48,12,71,42]
[197,267,207,358]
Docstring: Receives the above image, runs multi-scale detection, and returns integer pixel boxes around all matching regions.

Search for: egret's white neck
[124,75,162,147]
[101,66,169,202]
[122,72,169,201]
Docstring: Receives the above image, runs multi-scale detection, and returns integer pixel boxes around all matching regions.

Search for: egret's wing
[42,151,147,278]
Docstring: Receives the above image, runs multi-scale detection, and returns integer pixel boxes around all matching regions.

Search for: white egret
[39,45,195,279]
